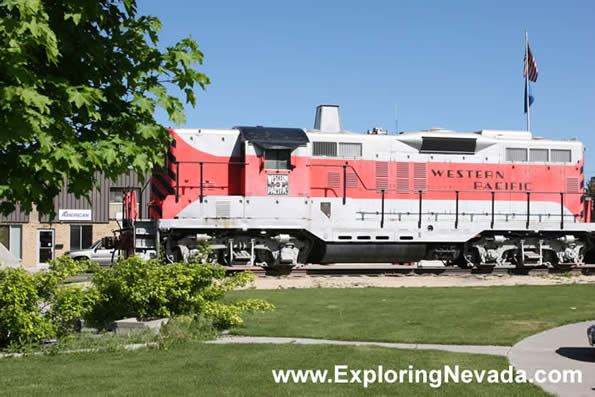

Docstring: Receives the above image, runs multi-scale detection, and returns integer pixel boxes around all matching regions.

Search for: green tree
[0,0,209,217]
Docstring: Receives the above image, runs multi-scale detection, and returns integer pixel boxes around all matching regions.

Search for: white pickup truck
[65,238,119,266]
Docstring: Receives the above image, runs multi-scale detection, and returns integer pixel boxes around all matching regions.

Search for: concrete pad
[114,318,169,336]
[208,335,509,356]
[0,242,20,269]
[508,320,595,397]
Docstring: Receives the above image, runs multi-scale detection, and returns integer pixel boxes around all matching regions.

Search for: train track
[226,264,595,277]
[64,264,595,283]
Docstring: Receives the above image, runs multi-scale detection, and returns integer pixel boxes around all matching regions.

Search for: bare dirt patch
[246,273,595,290]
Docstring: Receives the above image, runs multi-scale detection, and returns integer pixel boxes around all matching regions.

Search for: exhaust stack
[314,104,341,132]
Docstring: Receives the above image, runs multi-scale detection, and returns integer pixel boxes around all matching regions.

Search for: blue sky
[138,0,595,174]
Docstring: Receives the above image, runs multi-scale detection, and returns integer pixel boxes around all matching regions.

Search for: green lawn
[228,284,595,345]
[0,343,548,396]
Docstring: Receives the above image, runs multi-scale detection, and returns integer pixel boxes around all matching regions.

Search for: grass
[228,284,595,345]
[0,342,548,396]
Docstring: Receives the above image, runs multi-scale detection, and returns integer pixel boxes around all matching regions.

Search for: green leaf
[0,0,208,217]
[64,13,82,25]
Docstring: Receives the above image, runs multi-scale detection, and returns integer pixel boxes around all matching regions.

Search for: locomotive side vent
[567,177,579,193]
[327,172,341,188]
[420,137,476,154]
[552,149,571,163]
[313,141,337,157]
[376,161,389,191]
[346,172,358,188]
[413,163,427,191]
[396,162,409,192]
[338,142,362,158]
[215,201,231,218]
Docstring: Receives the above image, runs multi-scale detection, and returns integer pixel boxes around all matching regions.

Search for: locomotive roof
[172,127,583,149]
[236,126,309,150]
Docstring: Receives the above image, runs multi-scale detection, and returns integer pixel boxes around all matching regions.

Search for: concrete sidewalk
[208,335,511,356]
[214,324,595,396]
[508,320,595,397]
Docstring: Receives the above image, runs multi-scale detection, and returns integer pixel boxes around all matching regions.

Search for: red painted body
[150,129,586,223]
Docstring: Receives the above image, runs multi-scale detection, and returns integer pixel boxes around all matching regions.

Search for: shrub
[0,249,273,350]
[87,254,274,329]
[0,257,96,349]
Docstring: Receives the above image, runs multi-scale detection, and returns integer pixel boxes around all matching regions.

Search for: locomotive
[133,104,595,270]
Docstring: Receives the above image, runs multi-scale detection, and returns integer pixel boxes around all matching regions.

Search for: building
[0,172,150,269]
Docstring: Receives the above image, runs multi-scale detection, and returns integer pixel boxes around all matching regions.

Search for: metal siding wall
[0,205,30,223]
[43,172,151,223]
[1,172,150,224]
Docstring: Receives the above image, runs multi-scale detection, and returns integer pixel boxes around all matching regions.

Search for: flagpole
[525,31,530,131]
[394,104,398,134]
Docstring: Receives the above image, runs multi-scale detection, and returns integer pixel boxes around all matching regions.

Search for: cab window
[264,150,291,170]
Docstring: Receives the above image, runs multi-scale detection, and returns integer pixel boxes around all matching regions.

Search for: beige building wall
[20,209,120,268]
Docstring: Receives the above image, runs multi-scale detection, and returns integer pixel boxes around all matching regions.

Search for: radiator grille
[567,177,579,193]
[327,172,340,188]
[376,161,389,190]
[413,163,427,191]
[346,172,358,188]
[215,201,231,218]
[338,142,362,157]
[396,162,409,192]
[313,142,337,157]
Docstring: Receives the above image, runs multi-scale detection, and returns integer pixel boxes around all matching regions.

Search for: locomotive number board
[267,174,289,195]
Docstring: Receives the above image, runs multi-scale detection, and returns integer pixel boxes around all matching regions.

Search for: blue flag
[524,83,535,113]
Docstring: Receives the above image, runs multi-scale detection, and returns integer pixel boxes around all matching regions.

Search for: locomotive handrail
[312,163,586,228]
[526,192,531,229]
[170,161,585,231]
[311,163,586,230]
[310,164,586,195]
[175,160,248,164]
[174,160,248,203]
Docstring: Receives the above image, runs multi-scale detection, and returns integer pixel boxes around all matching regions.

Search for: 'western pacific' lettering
[431,169,531,191]
[431,169,505,179]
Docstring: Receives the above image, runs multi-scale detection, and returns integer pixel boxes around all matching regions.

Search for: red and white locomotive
[144,105,594,269]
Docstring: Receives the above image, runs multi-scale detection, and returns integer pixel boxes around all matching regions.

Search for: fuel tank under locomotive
[316,243,426,264]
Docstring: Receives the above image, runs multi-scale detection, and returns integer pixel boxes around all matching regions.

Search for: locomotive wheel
[446,254,470,269]
[217,250,232,266]
[463,247,481,268]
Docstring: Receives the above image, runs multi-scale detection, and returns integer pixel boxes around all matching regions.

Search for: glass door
[38,229,54,265]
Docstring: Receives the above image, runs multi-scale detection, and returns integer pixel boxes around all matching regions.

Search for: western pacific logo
[431,169,531,191]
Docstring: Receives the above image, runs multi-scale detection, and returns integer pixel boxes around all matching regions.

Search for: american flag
[524,44,538,82]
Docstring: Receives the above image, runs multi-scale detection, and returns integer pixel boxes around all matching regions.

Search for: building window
[506,148,528,162]
[70,225,93,251]
[338,142,363,157]
[109,187,141,220]
[313,142,337,157]
[551,149,571,163]
[0,224,21,259]
[264,150,291,170]
[529,148,548,162]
